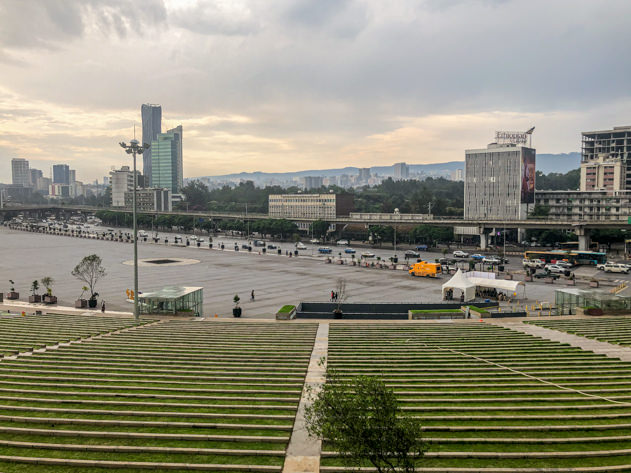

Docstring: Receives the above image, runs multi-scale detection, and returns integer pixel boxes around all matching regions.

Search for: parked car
[482,256,501,265]
[554,260,573,269]
[438,257,457,265]
[415,245,429,252]
[453,250,469,258]
[344,248,356,254]
[405,250,420,259]
[596,261,617,270]
[361,252,376,258]
[241,243,249,249]
[470,254,485,260]
[318,247,333,254]
[523,258,545,269]
[545,264,571,276]
[267,244,277,250]
[534,271,559,279]
[309,239,320,244]
[336,239,349,246]
[296,242,307,250]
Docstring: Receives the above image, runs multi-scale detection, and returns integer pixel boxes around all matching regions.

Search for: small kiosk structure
[139,286,203,317]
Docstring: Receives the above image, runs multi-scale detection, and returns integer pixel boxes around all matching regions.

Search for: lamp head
[130,139,139,146]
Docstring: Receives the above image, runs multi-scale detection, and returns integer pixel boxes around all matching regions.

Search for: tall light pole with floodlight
[119,139,150,321]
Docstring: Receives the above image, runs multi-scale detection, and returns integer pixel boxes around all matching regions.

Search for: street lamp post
[119,139,150,321]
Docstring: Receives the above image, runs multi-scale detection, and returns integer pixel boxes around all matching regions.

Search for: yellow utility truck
[408,261,442,278]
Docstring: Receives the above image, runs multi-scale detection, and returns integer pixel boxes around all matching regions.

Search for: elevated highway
[3,203,628,250]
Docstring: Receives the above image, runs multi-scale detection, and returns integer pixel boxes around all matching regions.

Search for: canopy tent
[442,269,476,302]
[467,276,526,299]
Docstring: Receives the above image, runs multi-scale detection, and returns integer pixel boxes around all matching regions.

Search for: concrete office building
[303,176,323,190]
[451,169,464,181]
[393,162,409,180]
[124,187,172,212]
[464,143,536,220]
[358,168,371,183]
[35,177,51,195]
[11,158,30,187]
[536,190,631,222]
[167,125,183,192]
[29,169,43,187]
[53,164,70,185]
[110,166,138,208]
[581,126,631,191]
[151,132,180,194]
[268,193,354,230]
[141,103,162,186]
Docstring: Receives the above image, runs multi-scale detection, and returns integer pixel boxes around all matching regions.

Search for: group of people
[443,289,465,303]
[330,291,340,301]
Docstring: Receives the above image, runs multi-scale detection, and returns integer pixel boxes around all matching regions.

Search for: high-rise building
[358,168,371,183]
[109,166,139,207]
[167,125,183,192]
[464,143,536,220]
[141,104,162,186]
[69,169,76,184]
[393,162,409,180]
[53,164,70,185]
[580,126,631,191]
[303,176,323,190]
[30,168,43,185]
[451,169,464,181]
[11,158,30,187]
[151,132,180,193]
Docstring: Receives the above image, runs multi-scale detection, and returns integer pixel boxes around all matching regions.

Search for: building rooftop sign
[494,127,534,146]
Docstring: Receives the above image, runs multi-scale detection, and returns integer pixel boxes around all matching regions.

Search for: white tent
[442,269,476,302]
[467,276,526,299]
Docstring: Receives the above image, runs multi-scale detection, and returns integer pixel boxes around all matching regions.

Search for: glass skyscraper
[151,132,180,193]
[141,104,162,186]
[52,164,70,185]
[167,125,183,192]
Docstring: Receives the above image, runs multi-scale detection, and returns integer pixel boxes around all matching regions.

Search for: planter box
[43,295,57,305]
[29,295,42,303]
[276,307,296,320]
[88,299,98,308]
[589,281,599,288]
[233,307,242,318]
[409,310,465,320]
[75,299,88,308]
[0,293,3,303]
[6,292,19,300]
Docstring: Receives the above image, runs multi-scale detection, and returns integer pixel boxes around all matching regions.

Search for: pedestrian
[331,290,334,301]
[101,301,106,313]
[251,290,255,302]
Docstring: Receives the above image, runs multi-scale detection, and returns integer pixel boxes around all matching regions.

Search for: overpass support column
[576,227,591,252]
[479,229,488,251]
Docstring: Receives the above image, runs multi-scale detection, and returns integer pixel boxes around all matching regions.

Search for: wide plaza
[0,226,582,317]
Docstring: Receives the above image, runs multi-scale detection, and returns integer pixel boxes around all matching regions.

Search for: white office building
[110,166,138,208]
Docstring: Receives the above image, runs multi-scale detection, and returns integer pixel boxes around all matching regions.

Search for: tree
[71,255,106,301]
[310,220,330,240]
[40,277,54,296]
[529,204,550,218]
[305,367,426,473]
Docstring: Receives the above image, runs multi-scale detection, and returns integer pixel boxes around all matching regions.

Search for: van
[408,261,442,278]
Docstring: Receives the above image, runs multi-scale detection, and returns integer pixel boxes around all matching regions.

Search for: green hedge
[278,305,296,314]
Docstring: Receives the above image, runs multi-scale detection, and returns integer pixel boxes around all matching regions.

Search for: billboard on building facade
[521,149,535,204]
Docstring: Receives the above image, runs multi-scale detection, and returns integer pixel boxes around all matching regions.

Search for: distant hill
[187,153,580,184]
[535,152,580,174]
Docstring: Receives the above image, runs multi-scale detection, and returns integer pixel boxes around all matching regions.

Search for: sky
[1,0,631,183]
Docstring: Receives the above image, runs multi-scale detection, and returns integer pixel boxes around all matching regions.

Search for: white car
[453,250,469,258]
[309,239,320,244]
[361,252,376,258]
[523,258,545,269]
[602,263,629,274]
[482,256,501,265]
[545,264,570,275]
[336,239,349,246]
[296,242,307,250]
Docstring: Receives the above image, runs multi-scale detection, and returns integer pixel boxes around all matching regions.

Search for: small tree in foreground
[305,367,426,473]
[71,255,106,301]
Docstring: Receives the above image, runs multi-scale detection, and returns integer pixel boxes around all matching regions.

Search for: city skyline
[1,0,631,182]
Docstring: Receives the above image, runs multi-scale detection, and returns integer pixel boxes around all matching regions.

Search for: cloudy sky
[1,0,630,182]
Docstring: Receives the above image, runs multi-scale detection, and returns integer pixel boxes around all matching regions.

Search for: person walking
[101,301,106,313]
[331,290,334,301]
[251,290,255,302]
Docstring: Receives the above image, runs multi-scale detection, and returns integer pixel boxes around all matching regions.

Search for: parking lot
[2,225,630,317]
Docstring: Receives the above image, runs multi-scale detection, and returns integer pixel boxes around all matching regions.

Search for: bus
[524,250,606,266]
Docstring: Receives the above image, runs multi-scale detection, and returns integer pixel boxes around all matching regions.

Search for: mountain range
[189,152,581,183]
